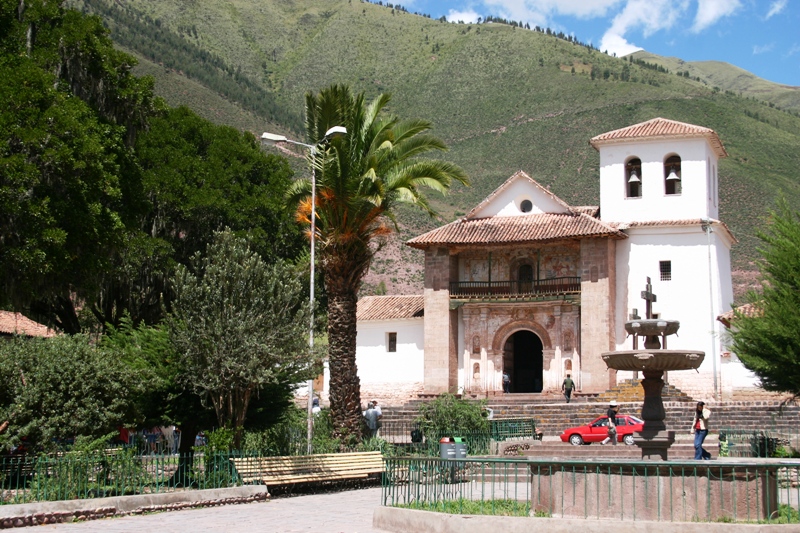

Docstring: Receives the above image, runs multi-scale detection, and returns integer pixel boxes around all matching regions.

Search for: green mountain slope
[629,50,800,112]
[71,0,800,297]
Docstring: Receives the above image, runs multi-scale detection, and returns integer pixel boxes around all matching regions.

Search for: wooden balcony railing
[448,277,581,298]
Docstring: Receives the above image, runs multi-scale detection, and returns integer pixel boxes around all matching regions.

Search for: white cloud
[599,0,688,56]
[600,33,642,56]
[692,0,741,33]
[478,0,623,27]
[766,0,787,20]
[753,43,775,55]
[787,44,800,57]
[446,9,481,23]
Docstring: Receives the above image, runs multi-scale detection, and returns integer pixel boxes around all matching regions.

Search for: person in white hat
[601,400,620,445]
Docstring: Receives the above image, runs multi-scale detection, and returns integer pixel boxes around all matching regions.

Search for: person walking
[690,401,712,460]
[502,372,511,393]
[363,402,380,438]
[601,401,620,445]
[562,374,575,403]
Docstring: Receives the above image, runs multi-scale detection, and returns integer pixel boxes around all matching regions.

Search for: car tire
[623,434,635,446]
[569,434,584,446]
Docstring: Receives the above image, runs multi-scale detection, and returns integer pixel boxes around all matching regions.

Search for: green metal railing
[379,418,538,457]
[382,456,800,523]
[0,450,242,505]
[718,429,795,458]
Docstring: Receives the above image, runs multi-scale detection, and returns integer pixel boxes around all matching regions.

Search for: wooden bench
[230,451,384,487]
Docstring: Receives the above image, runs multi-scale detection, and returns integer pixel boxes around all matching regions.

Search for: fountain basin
[624,319,680,337]
[601,350,704,372]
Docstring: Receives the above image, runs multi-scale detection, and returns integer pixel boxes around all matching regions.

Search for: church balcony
[448,277,581,301]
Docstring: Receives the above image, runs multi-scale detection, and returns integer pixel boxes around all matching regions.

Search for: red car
[560,414,644,445]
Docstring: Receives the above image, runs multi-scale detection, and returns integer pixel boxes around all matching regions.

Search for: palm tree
[289,84,469,441]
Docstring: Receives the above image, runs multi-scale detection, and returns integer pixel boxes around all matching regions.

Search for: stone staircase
[591,379,693,404]
[381,394,800,442]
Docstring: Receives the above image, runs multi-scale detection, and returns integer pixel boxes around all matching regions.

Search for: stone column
[423,247,457,394]
[579,238,617,393]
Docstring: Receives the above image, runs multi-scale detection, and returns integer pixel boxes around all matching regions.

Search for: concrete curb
[373,506,798,532]
[0,486,268,528]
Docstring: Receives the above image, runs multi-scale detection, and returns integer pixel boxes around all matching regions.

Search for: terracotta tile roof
[612,218,737,243]
[590,118,728,158]
[407,212,626,249]
[717,303,759,329]
[357,295,424,321]
[0,311,56,338]
[572,206,599,217]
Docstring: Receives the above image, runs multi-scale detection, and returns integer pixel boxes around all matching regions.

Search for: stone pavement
[33,487,386,533]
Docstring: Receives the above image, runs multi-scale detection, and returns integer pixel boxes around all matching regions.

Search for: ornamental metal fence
[0,450,242,505]
[382,456,800,524]
[378,418,538,457]
[718,428,800,459]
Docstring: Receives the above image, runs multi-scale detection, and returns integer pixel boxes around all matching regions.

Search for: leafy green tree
[291,84,468,441]
[0,1,155,332]
[0,335,143,451]
[416,393,488,436]
[90,106,304,330]
[0,56,131,333]
[730,200,800,398]
[168,230,319,447]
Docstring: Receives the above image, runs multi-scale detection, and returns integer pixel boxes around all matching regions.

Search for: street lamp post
[701,218,719,401]
[261,126,345,454]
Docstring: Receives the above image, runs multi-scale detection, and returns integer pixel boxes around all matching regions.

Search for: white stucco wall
[598,138,720,224]
[612,224,754,398]
[355,318,424,383]
[471,177,570,218]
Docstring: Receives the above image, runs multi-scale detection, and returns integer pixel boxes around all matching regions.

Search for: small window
[387,332,397,352]
[664,155,681,195]
[626,158,642,198]
[520,199,533,213]
[659,261,671,282]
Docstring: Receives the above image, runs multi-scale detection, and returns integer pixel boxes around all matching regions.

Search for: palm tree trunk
[326,289,363,443]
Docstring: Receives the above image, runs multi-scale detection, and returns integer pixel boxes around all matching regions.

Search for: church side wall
[354,318,425,406]
[614,226,746,401]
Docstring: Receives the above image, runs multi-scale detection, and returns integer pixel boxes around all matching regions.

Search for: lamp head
[324,126,347,140]
[261,132,288,146]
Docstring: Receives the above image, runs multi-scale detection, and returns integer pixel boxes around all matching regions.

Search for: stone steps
[382,400,800,440]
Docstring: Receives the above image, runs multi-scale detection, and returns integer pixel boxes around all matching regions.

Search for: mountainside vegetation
[69,0,800,298]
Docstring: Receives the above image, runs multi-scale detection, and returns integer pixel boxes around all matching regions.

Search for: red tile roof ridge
[407,211,626,249]
[611,217,737,243]
[357,295,424,321]
[0,311,57,337]
[590,117,727,158]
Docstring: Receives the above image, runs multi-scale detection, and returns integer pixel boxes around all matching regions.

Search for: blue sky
[403,0,800,87]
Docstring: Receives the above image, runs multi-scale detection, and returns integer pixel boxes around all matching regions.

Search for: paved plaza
[35,488,385,533]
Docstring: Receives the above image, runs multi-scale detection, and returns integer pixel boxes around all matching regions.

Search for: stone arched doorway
[503,330,544,393]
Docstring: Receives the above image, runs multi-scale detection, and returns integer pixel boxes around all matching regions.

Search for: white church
[327,118,759,405]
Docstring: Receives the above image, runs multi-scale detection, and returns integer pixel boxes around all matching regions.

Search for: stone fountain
[601,278,704,460]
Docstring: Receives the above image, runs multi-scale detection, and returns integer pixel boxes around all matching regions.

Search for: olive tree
[168,230,319,447]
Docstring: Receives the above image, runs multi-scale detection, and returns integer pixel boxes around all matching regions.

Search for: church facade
[346,118,756,404]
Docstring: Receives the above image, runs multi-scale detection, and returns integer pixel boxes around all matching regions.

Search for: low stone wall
[0,486,268,529]
[374,507,798,533]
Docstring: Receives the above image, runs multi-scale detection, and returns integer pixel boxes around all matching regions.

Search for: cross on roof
[640,277,657,319]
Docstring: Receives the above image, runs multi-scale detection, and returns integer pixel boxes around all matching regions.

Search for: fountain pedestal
[601,349,703,460]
